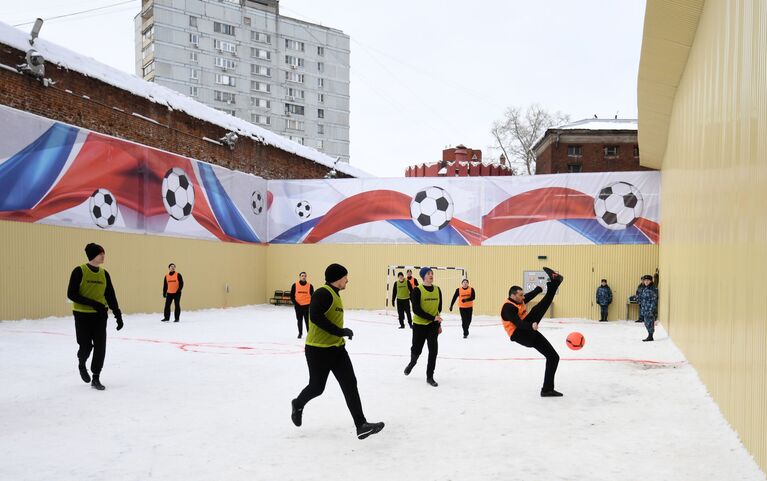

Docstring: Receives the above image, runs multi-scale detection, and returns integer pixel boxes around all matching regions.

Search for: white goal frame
[385,265,467,312]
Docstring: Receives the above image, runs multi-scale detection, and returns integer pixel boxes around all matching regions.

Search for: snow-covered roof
[418,160,512,170]
[0,21,369,178]
[554,118,638,131]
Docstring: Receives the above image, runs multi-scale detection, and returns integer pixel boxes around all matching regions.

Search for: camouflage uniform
[595,285,612,321]
[638,283,658,336]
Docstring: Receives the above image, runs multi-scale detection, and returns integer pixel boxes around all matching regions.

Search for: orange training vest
[458,286,474,308]
[166,272,180,294]
[408,277,416,289]
[294,282,312,306]
[501,299,527,337]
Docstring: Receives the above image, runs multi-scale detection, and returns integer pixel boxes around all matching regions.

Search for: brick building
[533,119,654,174]
[0,21,365,180]
[405,145,512,177]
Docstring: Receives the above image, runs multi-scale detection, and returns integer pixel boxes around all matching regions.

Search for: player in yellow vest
[449,278,476,338]
[66,243,123,391]
[391,271,413,328]
[404,267,443,387]
[501,267,564,397]
[162,263,184,322]
[291,263,385,440]
[290,271,314,338]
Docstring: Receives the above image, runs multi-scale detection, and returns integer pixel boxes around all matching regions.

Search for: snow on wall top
[554,119,638,131]
[0,21,369,178]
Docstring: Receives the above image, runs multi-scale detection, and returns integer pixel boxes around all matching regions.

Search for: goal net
[385,265,467,313]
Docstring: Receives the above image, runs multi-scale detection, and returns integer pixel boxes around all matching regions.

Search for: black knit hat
[325,263,348,283]
[85,243,104,261]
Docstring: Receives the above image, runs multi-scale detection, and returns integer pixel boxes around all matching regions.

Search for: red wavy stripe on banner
[634,218,660,244]
[482,187,595,238]
[450,218,483,246]
[303,190,412,243]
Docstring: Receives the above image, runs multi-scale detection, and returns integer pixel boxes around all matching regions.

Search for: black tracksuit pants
[294,304,309,336]
[295,345,367,428]
[510,282,560,391]
[164,292,181,321]
[459,307,473,336]
[409,321,440,378]
[74,311,108,375]
[396,299,412,327]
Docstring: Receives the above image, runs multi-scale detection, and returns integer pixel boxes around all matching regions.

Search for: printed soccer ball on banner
[88,188,118,229]
[251,191,265,215]
[296,200,312,219]
[162,167,195,221]
[410,186,454,232]
[593,181,644,230]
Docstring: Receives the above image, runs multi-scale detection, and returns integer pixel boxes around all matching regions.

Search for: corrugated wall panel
[266,244,658,318]
[640,0,767,473]
[0,221,267,320]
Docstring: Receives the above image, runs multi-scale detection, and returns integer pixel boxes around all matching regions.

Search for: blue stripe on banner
[197,163,260,243]
[270,216,323,244]
[559,219,650,244]
[0,123,79,211]
[386,219,469,245]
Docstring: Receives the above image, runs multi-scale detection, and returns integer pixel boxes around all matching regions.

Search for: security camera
[219,131,238,150]
[17,48,45,78]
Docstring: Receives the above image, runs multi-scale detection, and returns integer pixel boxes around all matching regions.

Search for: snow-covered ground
[1,305,764,481]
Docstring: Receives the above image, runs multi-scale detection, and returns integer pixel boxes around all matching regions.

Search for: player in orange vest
[501,267,564,397]
[290,271,314,338]
[449,278,476,338]
[406,269,419,289]
[162,263,184,322]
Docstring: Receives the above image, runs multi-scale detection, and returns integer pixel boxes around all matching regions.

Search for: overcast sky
[2,0,646,177]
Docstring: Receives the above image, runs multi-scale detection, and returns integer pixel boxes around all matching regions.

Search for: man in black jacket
[66,243,123,391]
[501,267,563,397]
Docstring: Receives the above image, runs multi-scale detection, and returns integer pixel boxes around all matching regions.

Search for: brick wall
[0,43,349,179]
[535,131,654,174]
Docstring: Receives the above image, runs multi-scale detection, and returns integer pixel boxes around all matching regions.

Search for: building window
[285,55,304,68]
[567,145,582,157]
[190,68,200,81]
[633,146,639,157]
[189,16,197,27]
[316,139,324,149]
[567,164,582,173]
[317,124,324,135]
[285,103,305,115]
[317,78,324,89]
[287,135,304,145]
[213,38,237,54]
[317,108,324,119]
[286,87,305,100]
[189,51,198,63]
[141,43,154,61]
[317,46,324,56]
[142,26,154,42]
[317,61,324,73]
[189,33,199,47]
[251,65,271,77]
[286,119,305,131]
[214,57,237,70]
[318,93,325,103]
[285,71,304,83]
[285,38,305,51]
[604,145,619,157]
[251,114,270,125]
[251,97,271,108]
[189,86,198,97]
[251,81,270,93]
[142,61,155,77]
[251,47,271,60]
[218,108,236,116]
[214,21,236,36]
[215,74,236,86]
[214,90,236,103]
[243,17,251,26]
[252,31,271,44]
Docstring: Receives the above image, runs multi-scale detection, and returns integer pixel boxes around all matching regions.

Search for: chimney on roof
[499,153,506,166]
[454,144,468,162]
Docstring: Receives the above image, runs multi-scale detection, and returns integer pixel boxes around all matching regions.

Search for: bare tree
[491,104,569,175]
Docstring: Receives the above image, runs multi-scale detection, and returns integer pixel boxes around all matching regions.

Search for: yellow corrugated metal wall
[0,220,267,320]
[640,0,767,473]
[267,244,658,318]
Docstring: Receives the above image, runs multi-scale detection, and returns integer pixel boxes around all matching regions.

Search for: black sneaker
[642,336,654,342]
[173,320,179,323]
[635,319,644,323]
[161,318,169,322]
[542,267,563,283]
[356,422,385,440]
[297,334,302,339]
[540,389,563,397]
[78,365,91,383]
[91,377,105,391]
[398,325,405,329]
[463,334,468,339]
[403,363,415,375]
[426,378,438,387]
[290,399,303,427]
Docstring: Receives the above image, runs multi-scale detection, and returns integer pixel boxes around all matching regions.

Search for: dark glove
[341,328,354,340]
[449,306,453,312]
[163,293,166,298]
[115,310,123,331]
